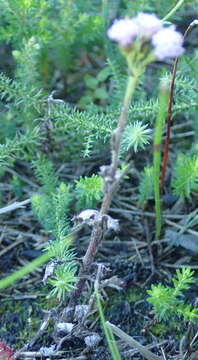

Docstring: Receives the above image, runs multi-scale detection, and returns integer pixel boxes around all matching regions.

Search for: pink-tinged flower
[134,13,163,38]
[107,18,138,46]
[152,25,184,60]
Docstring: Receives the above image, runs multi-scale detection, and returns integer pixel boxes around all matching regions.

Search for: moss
[125,287,145,303]
[150,318,186,338]
[35,294,59,311]
[0,299,33,346]
[0,289,58,348]
[150,323,168,336]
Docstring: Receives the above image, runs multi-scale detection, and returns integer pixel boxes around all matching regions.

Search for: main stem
[65,72,139,318]
[101,73,139,213]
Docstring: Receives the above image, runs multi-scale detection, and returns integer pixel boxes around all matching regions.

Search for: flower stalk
[65,66,141,321]
[63,11,185,319]
[101,70,140,213]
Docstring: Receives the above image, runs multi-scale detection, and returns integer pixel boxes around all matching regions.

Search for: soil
[1,160,198,359]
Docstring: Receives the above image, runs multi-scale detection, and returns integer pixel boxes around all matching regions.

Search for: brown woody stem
[64,72,140,320]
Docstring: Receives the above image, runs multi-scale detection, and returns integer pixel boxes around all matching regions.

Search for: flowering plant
[107,13,184,64]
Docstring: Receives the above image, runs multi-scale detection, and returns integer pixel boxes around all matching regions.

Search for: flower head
[107,18,138,46]
[107,14,185,64]
[134,13,163,38]
[152,25,184,60]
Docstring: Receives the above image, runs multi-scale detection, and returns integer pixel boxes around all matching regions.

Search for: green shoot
[153,78,169,239]
[95,283,121,360]
[147,267,198,322]
[75,174,103,209]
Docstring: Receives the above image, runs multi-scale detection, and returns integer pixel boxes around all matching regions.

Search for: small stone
[84,333,101,348]
[40,345,56,356]
[106,215,119,232]
[56,322,74,334]
[74,305,89,321]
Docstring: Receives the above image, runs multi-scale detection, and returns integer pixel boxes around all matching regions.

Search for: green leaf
[79,94,92,106]
[94,87,108,100]
[84,74,98,89]
[96,67,110,82]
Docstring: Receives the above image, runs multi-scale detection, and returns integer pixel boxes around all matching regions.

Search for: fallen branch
[0,198,30,215]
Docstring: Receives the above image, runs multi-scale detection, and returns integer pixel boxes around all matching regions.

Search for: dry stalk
[64,73,139,321]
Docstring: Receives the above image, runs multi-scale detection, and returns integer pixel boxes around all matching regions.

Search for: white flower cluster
[107,13,184,60]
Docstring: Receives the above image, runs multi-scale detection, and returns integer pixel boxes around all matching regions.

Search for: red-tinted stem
[160,58,178,189]
[160,21,196,189]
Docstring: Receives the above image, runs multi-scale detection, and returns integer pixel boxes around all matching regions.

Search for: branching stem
[65,72,140,319]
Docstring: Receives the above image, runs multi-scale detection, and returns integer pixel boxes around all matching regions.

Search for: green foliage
[0,0,197,164]
[31,181,71,238]
[32,155,58,194]
[0,0,49,45]
[31,182,71,238]
[45,74,197,158]
[0,71,44,143]
[106,57,128,109]
[10,175,23,197]
[147,267,198,322]
[79,68,110,109]
[122,0,194,19]
[48,102,113,158]
[46,237,73,261]
[31,193,52,231]
[13,37,43,91]
[0,128,40,166]
[52,183,72,239]
[0,0,103,67]
[95,284,121,360]
[48,261,78,301]
[172,153,198,198]
[0,0,107,162]
[0,72,42,107]
[121,121,152,154]
[31,181,77,300]
[75,174,103,210]
[153,79,169,239]
[32,171,103,301]
[0,31,197,162]
[138,166,154,206]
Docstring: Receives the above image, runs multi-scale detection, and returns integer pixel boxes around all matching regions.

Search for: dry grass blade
[106,321,162,360]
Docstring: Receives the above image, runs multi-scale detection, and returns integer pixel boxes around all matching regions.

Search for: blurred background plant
[0,0,197,166]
